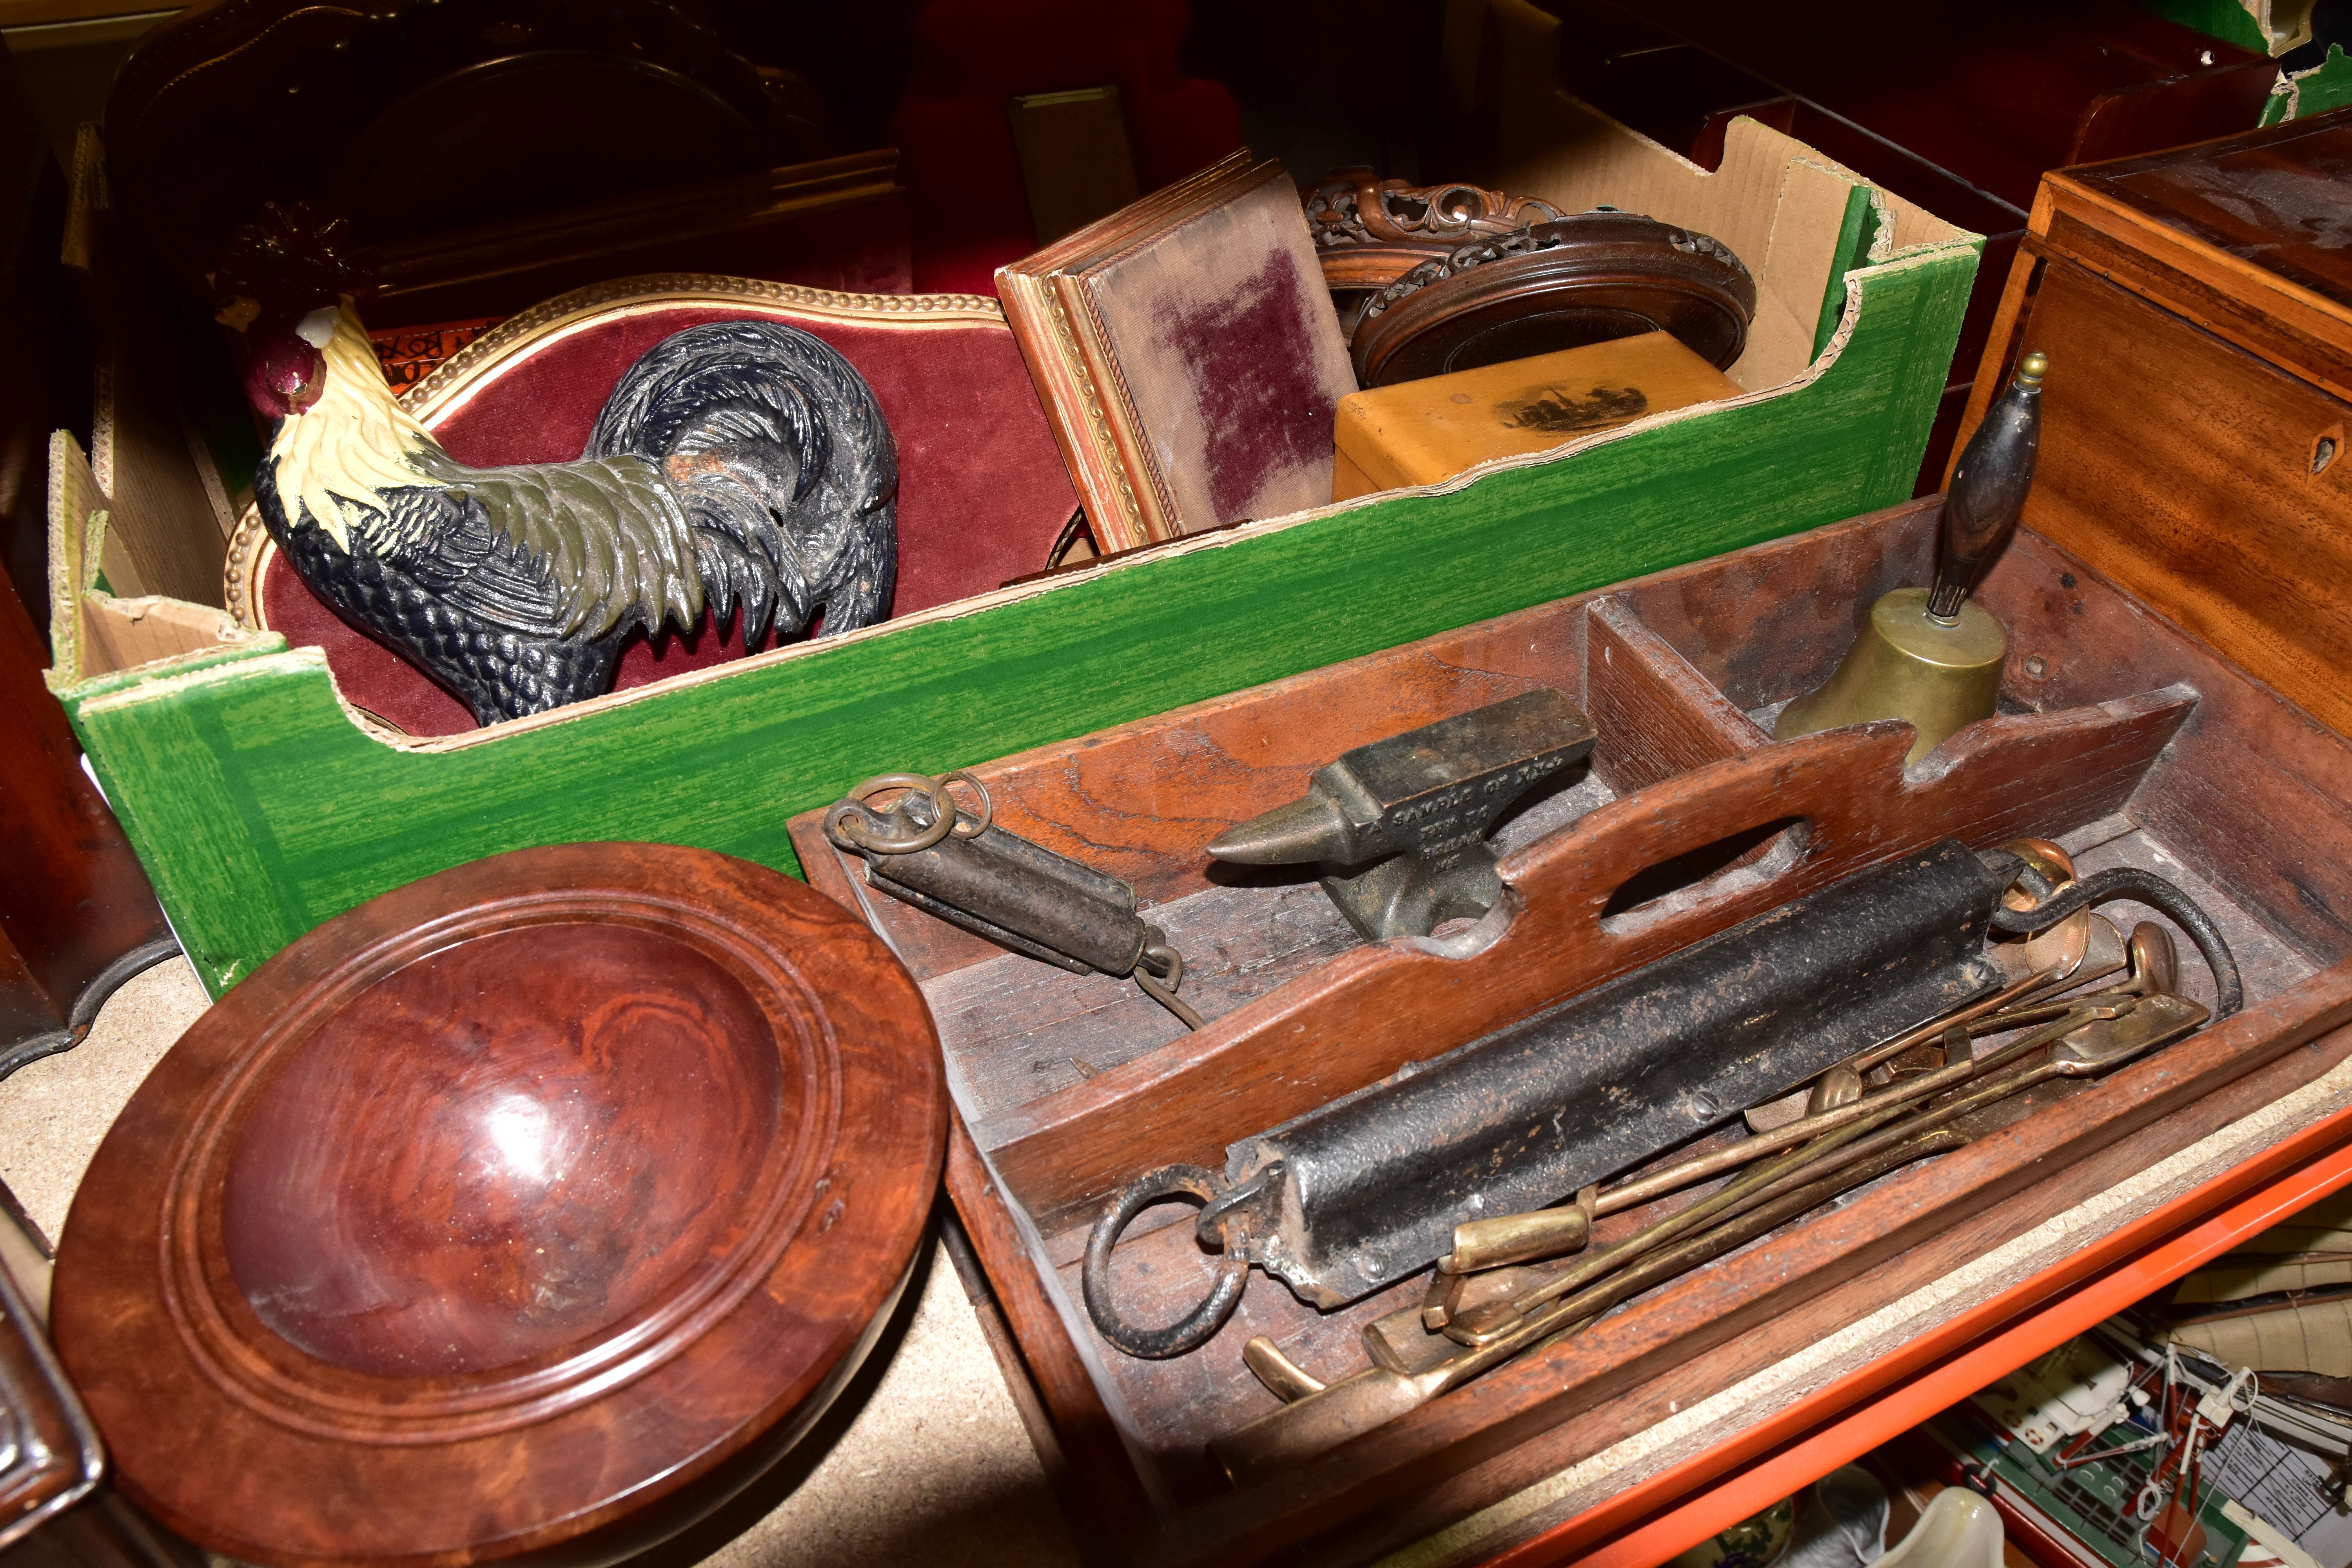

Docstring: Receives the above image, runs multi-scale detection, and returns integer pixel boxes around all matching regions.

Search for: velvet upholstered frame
[226,276,1082,736]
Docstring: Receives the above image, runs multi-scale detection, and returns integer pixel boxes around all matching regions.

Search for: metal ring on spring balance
[824,770,994,855]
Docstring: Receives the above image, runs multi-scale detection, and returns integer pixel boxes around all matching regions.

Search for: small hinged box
[1332,330,1742,500]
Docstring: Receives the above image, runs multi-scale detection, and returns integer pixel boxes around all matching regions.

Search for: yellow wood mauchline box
[1332,331,1744,501]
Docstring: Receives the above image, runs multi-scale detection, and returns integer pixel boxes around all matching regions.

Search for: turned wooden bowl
[51,843,944,1568]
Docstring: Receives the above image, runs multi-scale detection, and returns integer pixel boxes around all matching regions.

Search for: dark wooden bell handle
[1930,351,2047,619]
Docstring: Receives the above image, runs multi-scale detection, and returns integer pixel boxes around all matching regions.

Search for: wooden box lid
[1331,331,1741,499]
[2032,106,2352,402]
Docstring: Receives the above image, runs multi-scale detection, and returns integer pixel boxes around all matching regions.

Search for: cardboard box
[44,3,1980,994]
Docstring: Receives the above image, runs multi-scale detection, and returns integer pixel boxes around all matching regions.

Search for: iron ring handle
[827,771,995,855]
[1082,1164,1249,1360]
[1978,854,2243,1019]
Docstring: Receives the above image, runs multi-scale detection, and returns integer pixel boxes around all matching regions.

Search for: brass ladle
[1433,900,2141,1301]
[1749,842,2110,1134]
[1965,921,2177,1032]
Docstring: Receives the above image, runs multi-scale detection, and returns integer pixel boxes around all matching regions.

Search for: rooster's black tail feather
[585,320,898,644]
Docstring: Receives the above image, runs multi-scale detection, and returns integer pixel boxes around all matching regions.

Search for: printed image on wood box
[45,0,1982,996]
[1332,330,1743,501]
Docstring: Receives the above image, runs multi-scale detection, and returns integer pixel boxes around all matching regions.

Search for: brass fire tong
[1206,859,2240,1483]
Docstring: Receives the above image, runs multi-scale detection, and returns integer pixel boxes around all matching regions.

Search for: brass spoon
[1968,919,2174,1032]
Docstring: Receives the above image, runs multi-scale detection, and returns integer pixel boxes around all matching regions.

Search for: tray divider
[1583,596,1771,795]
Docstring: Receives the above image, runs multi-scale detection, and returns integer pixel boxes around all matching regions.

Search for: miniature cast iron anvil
[1207,688,1596,941]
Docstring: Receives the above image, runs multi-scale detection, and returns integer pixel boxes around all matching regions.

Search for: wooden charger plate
[50,843,944,1568]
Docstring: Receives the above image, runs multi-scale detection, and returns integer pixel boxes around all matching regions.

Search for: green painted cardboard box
[44,20,1980,997]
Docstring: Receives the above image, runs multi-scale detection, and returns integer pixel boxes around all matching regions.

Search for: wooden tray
[784,494,2352,1567]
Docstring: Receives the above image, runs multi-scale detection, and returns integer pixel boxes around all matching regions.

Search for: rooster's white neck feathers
[269,307,442,552]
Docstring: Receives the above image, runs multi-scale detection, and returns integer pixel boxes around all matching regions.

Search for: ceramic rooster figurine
[217,209,897,725]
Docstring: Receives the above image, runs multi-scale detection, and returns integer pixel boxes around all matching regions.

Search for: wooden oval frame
[1350,222,1757,388]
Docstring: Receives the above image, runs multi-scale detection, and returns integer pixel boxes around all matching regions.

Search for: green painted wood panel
[65,242,1976,997]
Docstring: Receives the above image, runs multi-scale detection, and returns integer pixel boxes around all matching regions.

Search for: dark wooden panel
[2073,107,2352,311]
[2014,257,2352,738]
[1581,597,1766,795]
[0,575,170,1070]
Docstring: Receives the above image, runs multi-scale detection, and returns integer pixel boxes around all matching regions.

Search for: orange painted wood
[49,843,944,1568]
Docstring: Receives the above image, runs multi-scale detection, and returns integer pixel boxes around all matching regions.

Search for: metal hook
[1082,1165,1251,1359]
[826,769,996,856]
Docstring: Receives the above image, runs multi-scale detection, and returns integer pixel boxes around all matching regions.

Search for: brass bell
[1778,351,2047,762]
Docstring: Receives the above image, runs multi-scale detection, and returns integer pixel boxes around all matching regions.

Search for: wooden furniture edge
[1302,1008,2352,1566]
[403,272,1005,424]
[944,1117,1160,1554]
[2031,176,2352,402]
[2043,172,2352,362]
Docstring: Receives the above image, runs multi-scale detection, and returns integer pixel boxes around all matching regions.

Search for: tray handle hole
[1599,816,1810,933]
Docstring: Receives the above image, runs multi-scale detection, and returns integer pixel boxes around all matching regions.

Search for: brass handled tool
[1215,1129,1972,1485]
[1421,993,2146,1338]
[1205,688,1596,942]
[1748,837,2112,1133]
[1430,885,2216,1311]
[1209,858,2239,1480]
[825,771,1204,1029]
[1777,352,2046,762]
